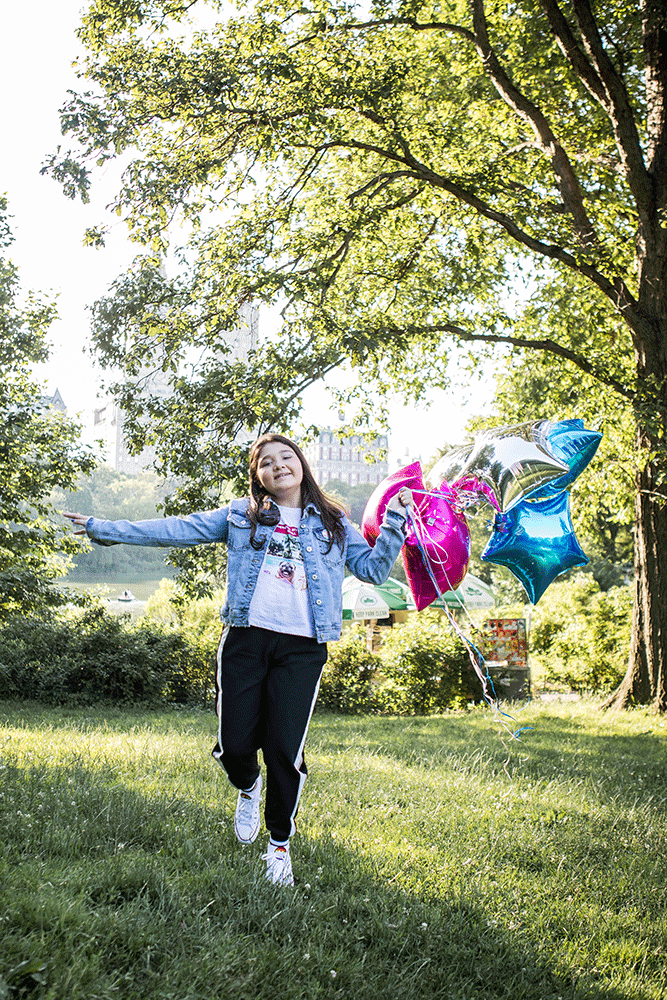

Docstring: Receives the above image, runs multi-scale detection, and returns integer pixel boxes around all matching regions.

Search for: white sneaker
[234,775,262,844]
[263,841,294,887]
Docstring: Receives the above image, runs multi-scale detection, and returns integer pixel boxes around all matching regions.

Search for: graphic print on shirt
[262,522,308,592]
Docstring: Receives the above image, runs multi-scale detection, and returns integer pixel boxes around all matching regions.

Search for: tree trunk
[604,192,667,711]
[604,440,667,711]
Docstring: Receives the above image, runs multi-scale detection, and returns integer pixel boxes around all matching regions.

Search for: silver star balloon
[431,422,569,512]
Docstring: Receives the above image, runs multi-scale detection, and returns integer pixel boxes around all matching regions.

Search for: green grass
[1,700,666,1000]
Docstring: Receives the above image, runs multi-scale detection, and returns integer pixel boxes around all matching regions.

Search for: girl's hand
[63,511,90,537]
[387,488,413,512]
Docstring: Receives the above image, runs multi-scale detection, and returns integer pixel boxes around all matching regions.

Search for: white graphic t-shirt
[248,505,316,637]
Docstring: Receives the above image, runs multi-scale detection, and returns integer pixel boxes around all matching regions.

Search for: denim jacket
[85,499,406,643]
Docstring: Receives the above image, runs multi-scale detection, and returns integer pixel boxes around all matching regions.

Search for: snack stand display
[482,618,530,699]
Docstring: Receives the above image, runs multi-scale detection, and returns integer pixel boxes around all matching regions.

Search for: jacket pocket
[227,511,252,549]
[313,526,344,567]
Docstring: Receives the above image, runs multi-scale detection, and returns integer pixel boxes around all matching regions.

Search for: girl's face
[255,440,304,507]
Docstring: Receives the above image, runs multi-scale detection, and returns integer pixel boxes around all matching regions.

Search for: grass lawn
[1,699,666,1000]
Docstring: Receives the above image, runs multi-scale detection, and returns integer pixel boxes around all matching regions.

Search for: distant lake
[62,577,172,615]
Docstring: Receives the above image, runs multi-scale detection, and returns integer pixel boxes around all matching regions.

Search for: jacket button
[316,599,322,605]
[306,546,312,552]
[312,573,318,580]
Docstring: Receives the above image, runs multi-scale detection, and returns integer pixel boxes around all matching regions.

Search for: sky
[2,1,494,468]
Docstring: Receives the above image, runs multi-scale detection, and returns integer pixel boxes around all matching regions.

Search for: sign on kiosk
[483,618,528,669]
[482,618,530,699]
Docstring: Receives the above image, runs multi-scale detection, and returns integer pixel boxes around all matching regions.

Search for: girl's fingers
[63,512,90,531]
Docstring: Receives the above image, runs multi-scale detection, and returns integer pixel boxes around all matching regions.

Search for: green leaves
[51,0,655,365]
[0,204,98,619]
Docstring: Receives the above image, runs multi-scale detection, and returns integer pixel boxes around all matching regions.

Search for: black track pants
[212,626,328,843]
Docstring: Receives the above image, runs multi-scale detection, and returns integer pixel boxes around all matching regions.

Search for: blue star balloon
[481,490,588,603]
[536,419,603,495]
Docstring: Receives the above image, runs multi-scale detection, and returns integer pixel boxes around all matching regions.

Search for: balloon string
[408,485,495,513]
[406,507,493,699]
[405,505,531,745]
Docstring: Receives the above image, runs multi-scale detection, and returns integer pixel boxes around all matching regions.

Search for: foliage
[322,478,375,527]
[379,609,481,712]
[46,0,654,493]
[321,615,487,716]
[0,605,213,707]
[529,573,632,694]
[318,623,382,714]
[466,295,635,589]
[141,577,225,663]
[0,198,96,617]
[56,465,229,595]
[44,0,667,706]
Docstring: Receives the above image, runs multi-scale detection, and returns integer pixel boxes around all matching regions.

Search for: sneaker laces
[234,777,262,843]
[262,844,293,886]
[237,790,256,823]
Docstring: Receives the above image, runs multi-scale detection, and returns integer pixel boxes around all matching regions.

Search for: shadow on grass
[0,748,659,1000]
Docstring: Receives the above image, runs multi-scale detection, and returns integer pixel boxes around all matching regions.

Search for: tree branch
[293,16,475,50]
[342,16,474,43]
[407,321,636,401]
[314,135,641,332]
[538,0,608,104]
[641,0,667,198]
[347,170,417,204]
[568,0,652,218]
[469,0,599,252]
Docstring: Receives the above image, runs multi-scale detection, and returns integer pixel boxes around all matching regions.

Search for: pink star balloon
[362,462,471,611]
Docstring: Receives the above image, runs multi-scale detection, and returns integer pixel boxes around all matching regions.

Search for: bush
[320,614,485,716]
[141,578,225,662]
[530,574,632,693]
[0,605,214,707]
[318,625,382,714]
[378,610,481,713]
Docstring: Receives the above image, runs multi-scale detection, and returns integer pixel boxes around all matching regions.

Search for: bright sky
[2,1,493,468]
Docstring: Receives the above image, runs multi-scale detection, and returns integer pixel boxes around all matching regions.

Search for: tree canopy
[48,0,667,706]
[0,198,97,617]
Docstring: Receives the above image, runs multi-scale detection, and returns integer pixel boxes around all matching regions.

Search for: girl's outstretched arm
[63,508,231,548]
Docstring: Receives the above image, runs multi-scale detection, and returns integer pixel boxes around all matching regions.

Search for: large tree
[49,0,666,707]
[0,199,96,618]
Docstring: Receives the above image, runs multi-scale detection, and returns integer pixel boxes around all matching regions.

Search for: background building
[93,365,172,476]
[302,427,389,487]
[95,302,259,474]
[39,387,67,414]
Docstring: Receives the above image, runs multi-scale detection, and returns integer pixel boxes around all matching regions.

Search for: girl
[64,433,411,886]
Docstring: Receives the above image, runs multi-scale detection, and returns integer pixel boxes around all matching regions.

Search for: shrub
[530,574,632,693]
[141,578,225,664]
[0,605,214,707]
[378,610,481,713]
[318,625,381,714]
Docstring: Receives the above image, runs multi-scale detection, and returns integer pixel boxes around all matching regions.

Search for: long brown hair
[247,433,347,551]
